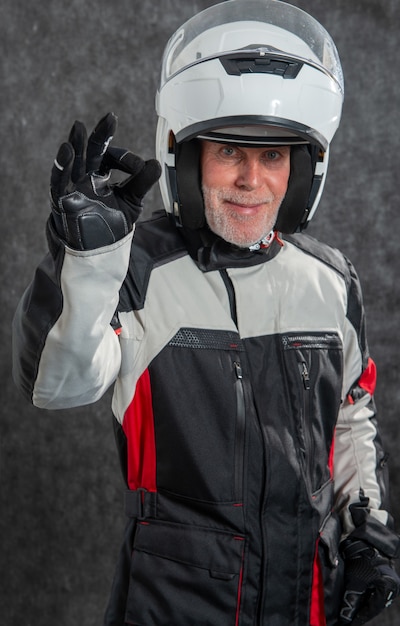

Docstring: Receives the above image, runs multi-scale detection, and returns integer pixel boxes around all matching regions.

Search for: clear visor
[160,0,344,93]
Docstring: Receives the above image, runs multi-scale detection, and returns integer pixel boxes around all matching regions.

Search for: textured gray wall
[1,1,399,624]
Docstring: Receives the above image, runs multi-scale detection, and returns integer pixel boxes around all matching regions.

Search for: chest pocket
[281,332,343,495]
[149,327,246,503]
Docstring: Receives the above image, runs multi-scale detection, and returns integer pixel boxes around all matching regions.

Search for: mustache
[202,185,276,206]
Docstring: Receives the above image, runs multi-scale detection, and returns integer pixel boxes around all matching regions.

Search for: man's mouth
[225,200,266,215]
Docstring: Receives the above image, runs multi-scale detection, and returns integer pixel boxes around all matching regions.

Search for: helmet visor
[160,0,343,94]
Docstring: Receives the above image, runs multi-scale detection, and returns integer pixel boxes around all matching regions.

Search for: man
[12,0,400,624]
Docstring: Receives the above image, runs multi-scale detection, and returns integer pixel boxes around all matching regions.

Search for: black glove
[49,112,161,250]
[339,538,400,625]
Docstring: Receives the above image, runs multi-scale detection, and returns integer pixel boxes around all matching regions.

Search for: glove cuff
[46,214,65,258]
[344,517,400,560]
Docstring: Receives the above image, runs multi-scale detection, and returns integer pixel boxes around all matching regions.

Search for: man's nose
[235,158,263,190]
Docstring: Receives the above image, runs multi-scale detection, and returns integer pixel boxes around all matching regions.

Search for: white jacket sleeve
[333,257,398,553]
[12,231,134,409]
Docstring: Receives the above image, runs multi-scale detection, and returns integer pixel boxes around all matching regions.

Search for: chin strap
[248,230,284,252]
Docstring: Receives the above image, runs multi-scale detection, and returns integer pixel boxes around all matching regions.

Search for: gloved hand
[339,538,400,625]
[49,112,161,250]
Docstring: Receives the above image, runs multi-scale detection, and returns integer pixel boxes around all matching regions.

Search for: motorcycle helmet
[155,0,344,233]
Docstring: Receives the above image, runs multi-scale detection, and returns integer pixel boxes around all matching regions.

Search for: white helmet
[155,0,344,233]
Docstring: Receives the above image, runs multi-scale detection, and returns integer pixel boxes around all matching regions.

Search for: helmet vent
[220,53,303,79]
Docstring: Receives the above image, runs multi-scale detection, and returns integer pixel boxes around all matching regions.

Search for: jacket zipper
[219,269,238,326]
[219,270,246,502]
[220,269,269,623]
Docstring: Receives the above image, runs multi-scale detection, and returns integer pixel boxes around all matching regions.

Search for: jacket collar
[177,223,283,272]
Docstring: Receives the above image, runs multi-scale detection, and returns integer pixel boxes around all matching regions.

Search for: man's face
[201,140,290,248]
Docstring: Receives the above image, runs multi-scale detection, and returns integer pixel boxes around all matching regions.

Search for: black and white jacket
[13,211,397,625]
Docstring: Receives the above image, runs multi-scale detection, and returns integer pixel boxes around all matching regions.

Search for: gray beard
[203,185,284,248]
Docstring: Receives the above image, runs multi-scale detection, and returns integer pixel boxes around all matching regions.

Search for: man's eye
[266,150,279,160]
[221,146,236,157]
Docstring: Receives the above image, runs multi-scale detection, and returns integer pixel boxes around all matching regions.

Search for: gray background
[1,0,399,624]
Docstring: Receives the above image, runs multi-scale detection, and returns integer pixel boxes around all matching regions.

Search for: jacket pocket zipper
[234,360,245,502]
[297,353,314,495]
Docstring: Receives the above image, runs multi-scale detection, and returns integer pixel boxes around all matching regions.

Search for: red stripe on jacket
[122,368,157,492]
[348,357,377,404]
[309,429,336,625]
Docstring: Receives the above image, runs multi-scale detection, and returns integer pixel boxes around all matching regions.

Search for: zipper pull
[234,362,243,379]
[301,362,310,390]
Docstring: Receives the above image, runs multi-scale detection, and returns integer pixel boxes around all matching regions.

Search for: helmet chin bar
[171,139,318,234]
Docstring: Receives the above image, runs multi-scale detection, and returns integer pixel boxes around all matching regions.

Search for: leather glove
[49,112,161,250]
[339,538,400,625]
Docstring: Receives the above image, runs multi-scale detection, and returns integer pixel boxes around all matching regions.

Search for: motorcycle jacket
[12,210,398,625]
